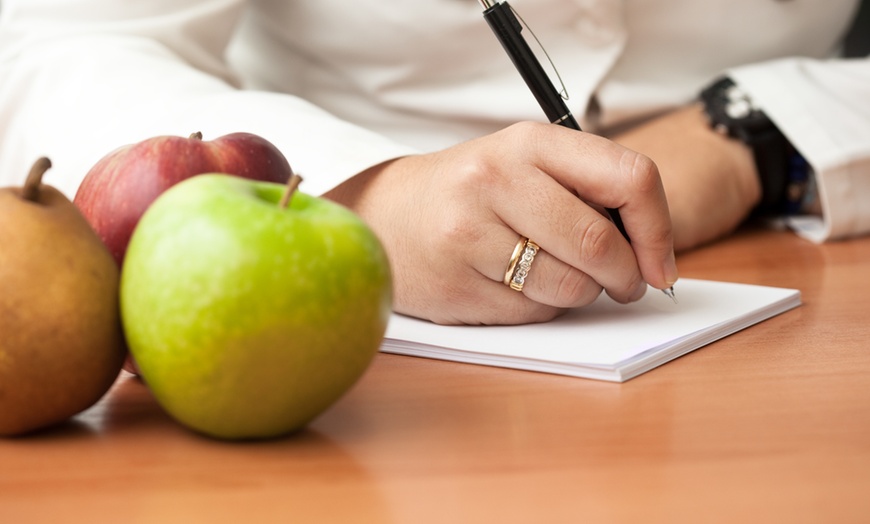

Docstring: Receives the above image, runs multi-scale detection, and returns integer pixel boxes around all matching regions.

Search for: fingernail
[663,251,679,287]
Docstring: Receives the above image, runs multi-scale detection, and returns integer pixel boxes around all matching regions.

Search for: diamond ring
[504,237,540,292]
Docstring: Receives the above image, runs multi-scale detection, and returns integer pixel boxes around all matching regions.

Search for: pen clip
[509,4,570,101]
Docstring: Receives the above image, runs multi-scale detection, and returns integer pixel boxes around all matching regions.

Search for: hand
[324,122,678,325]
[610,105,762,251]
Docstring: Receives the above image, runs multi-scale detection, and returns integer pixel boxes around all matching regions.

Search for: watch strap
[700,77,807,216]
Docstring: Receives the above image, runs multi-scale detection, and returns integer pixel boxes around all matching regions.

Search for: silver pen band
[551,113,572,125]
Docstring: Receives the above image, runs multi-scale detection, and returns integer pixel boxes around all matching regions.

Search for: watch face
[721,83,772,132]
[724,85,753,119]
[703,77,778,139]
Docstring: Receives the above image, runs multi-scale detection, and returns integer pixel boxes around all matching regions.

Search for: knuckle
[432,210,483,254]
[446,150,505,200]
[551,266,600,307]
[504,120,546,140]
[621,150,660,194]
[571,214,613,266]
[500,121,550,154]
[646,220,674,247]
[432,182,494,252]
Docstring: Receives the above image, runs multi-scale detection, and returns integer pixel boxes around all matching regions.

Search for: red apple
[74,131,292,266]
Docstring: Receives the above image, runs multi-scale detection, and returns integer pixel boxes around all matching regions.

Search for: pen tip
[663,286,677,304]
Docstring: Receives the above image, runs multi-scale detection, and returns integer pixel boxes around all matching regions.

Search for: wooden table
[2,227,869,523]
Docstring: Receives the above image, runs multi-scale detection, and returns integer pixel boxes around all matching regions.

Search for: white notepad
[380,279,801,382]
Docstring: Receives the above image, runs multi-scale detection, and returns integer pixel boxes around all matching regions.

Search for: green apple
[120,173,391,440]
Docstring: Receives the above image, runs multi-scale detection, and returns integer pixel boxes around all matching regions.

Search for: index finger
[515,123,679,290]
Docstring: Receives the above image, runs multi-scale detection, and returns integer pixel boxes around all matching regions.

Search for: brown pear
[0,158,125,436]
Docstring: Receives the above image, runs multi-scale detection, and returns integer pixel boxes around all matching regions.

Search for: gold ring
[504,237,540,291]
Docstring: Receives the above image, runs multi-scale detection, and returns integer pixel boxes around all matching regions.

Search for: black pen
[478,0,676,302]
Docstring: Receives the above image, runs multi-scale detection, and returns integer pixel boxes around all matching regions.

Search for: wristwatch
[699,76,808,215]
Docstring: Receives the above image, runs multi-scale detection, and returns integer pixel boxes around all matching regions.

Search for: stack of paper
[380,279,801,382]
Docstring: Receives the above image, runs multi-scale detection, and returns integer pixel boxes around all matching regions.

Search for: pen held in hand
[478,0,676,302]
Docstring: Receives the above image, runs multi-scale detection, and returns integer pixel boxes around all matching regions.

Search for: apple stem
[279,172,303,209]
[189,131,203,140]
[21,157,52,203]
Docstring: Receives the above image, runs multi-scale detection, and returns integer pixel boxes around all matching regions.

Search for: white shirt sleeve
[729,56,870,243]
[0,0,417,198]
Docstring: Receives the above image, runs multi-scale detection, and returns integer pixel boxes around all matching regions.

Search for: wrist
[699,76,810,216]
[691,103,763,213]
[322,156,408,211]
